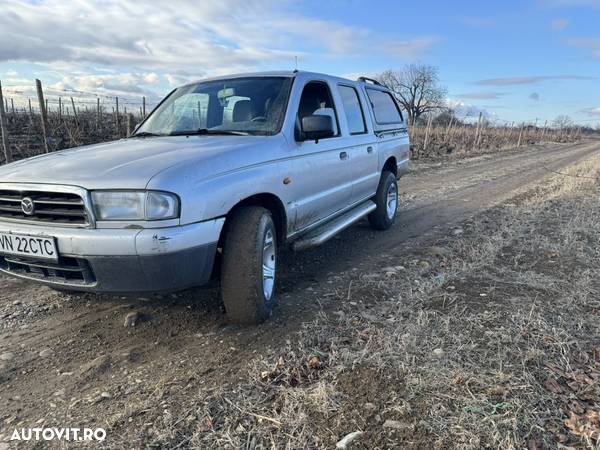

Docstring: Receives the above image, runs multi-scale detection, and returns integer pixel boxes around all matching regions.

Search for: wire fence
[0,79,586,165]
[0,79,158,164]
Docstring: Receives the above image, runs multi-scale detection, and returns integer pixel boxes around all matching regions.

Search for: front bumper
[0,218,224,293]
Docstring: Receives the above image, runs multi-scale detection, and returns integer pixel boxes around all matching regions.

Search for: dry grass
[137,157,600,449]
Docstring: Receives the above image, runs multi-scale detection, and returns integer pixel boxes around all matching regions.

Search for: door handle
[339,151,348,160]
[367,146,374,154]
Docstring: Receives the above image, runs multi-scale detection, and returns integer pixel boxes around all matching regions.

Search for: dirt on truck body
[1,141,600,449]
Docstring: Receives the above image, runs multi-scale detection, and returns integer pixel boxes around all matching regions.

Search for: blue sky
[0,0,599,125]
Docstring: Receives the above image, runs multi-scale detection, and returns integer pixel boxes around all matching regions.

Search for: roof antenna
[293,55,298,73]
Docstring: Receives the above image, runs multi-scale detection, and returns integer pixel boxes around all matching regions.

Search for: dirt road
[0,140,599,448]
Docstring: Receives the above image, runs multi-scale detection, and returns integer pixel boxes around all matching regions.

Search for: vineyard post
[115,97,120,137]
[0,81,12,163]
[70,97,79,129]
[35,79,50,153]
[28,99,32,117]
[423,114,433,154]
[96,98,100,130]
[58,97,62,120]
[473,112,482,150]
[517,123,524,147]
[10,98,15,115]
[476,114,484,147]
[444,116,454,144]
[142,96,146,117]
[541,120,547,140]
[127,113,135,136]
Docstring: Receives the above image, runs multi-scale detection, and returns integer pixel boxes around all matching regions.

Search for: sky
[0,0,599,125]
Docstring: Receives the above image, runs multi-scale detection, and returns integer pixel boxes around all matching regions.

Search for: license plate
[0,232,58,262]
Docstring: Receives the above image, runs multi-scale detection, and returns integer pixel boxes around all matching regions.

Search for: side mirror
[301,115,334,142]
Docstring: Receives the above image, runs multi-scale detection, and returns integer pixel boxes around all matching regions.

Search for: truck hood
[0,135,274,189]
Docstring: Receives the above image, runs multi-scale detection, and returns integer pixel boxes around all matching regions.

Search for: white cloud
[48,73,163,100]
[582,107,600,116]
[446,100,493,119]
[0,0,436,76]
[164,70,202,88]
[475,75,595,85]
[143,73,159,85]
[457,92,505,100]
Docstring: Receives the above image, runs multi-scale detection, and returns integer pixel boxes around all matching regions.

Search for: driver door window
[296,81,340,140]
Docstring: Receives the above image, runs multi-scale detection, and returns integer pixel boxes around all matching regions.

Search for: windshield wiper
[132,131,164,137]
[168,128,251,137]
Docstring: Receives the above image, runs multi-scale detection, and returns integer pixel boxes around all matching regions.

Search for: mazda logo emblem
[21,197,35,215]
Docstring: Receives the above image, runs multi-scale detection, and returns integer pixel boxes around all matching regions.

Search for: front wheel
[368,171,398,230]
[221,207,277,325]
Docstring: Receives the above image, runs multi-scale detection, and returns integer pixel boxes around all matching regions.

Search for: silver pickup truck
[0,71,409,324]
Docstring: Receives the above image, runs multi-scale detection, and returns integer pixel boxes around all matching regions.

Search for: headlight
[146,191,179,220]
[91,191,180,221]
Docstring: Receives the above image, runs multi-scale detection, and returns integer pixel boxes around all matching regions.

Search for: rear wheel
[221,207,277,325]
[368,170,398,230]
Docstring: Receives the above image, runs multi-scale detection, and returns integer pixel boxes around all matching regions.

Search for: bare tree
[376,64,447,126]
[552,115,573,130]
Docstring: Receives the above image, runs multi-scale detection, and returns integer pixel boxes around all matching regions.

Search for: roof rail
[357,76,382,86]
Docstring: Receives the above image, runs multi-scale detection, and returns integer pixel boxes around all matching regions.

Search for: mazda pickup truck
[0,71,410,324]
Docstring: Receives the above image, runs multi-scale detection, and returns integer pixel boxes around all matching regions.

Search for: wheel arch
[218,193,287,247]
[211,193,287,280]
[382,156,398,177]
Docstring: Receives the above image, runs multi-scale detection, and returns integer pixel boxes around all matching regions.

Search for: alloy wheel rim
[386,182,398,219]
[262,228,276,300]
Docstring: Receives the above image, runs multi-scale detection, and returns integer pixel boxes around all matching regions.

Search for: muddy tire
[368,171,398,231]
[221,207,277,325]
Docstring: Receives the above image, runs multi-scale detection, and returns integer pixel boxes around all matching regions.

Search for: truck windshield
[135,77,293,137]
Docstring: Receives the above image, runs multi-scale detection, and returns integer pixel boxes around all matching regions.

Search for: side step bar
[292,200,376,251]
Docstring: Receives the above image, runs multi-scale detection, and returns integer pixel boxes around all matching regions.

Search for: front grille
[0,254,96,286]
[0,189,89,226]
